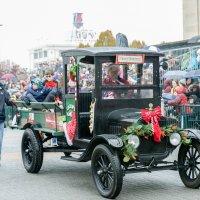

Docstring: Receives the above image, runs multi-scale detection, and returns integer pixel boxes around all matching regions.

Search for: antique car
[6,47,200,199]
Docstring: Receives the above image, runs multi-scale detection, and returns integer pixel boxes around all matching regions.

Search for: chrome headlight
[169,133,181,146]
[127,135,140,148]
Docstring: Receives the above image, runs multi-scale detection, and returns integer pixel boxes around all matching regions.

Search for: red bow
[141,106,162,142]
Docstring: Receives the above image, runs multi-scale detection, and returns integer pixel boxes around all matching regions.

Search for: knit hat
[31,78,43,88]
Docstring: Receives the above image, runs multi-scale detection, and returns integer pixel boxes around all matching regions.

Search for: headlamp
[127,135,140,148]
[169,132,181,146]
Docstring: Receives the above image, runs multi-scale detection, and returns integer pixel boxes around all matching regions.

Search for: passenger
[42,70,62,103]
[103,65,129,85]
[43,70,58,89]
[21,78,49,103]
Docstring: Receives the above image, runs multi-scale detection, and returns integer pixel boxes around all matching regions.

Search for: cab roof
[61,47,164,57]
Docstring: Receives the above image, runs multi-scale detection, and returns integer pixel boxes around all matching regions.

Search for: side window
[141,63,153,85]
[79,63,95,91]
[67,56,77,93]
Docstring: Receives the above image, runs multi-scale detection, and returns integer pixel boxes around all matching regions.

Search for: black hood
[107,108,141,124]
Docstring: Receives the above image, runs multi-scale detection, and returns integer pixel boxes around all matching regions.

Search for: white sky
[0,0,183,67]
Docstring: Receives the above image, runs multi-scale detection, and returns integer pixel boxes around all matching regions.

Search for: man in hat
[0,82,13,166]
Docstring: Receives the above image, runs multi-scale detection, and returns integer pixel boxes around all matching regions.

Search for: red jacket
[103,76,129,85]
[44,80,58,89]
[167,93,188,106]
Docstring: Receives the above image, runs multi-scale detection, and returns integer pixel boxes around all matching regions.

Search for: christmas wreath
[121,105,191,163]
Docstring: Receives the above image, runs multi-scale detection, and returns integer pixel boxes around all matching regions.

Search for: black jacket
[0,89,13,123]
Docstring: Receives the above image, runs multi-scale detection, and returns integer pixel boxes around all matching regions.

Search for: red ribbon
[66,112,77,141]
[141,106,162,142]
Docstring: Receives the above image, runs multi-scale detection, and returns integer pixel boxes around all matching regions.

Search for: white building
[29,44,76,70]
[183,0,200,39]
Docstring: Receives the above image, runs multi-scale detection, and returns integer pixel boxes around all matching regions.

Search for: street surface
[0,128,199,200]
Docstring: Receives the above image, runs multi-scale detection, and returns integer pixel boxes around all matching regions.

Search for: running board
[126,164,178,174]
[60,154,86,162]
[43,147,85,153]
[61,156,82,162]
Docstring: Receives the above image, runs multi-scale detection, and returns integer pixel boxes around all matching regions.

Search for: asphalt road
[0,128,199,200]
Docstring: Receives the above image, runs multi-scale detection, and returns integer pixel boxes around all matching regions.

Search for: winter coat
[167,93,188,106]
[44,80,58,89]
[25,86,50,102]
[0,89,13,123]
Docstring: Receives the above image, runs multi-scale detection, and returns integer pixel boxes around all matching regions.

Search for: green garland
[69,64,78,76]
[121,123,191,163]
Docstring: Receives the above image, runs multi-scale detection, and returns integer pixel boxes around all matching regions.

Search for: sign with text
[116,54,145,64]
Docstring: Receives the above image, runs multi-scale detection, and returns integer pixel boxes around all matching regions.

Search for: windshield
[102,62,153,86]
[102,62,154,99]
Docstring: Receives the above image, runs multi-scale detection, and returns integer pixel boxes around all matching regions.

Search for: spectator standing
[171,80,178,94]
[178,79,188,94]
[163,79,172,93]
[167,86,188,106]
[0,82,13,166]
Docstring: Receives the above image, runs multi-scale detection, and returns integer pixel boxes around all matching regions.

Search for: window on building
[39,51,42,58]
[44,51,48,57]
[34,52,38,59]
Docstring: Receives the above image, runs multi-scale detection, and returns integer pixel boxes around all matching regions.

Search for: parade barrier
[164,104,200,129]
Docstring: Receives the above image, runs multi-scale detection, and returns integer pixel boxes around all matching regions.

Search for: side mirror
[161,61,168,70]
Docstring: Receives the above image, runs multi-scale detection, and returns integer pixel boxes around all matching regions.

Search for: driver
[103,65,129,85]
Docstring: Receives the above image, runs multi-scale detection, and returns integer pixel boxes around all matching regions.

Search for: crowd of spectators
[0,62,63,105]
[162,78,200,108]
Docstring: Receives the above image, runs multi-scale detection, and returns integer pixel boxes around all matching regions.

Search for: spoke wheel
[178,140,200,188]
[91,144,123,199]
[21,128,43,173]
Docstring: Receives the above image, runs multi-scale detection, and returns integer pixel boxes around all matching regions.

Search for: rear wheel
[91,144,123,199]
[21,128,43,173]
[178,140,200,188]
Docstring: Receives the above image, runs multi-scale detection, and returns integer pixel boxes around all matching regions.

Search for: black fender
[80,134,123,162]
[22,123,42,130]
[185,129,200,141]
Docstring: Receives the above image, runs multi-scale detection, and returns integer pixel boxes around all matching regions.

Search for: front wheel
[178,140,200,188]
[91,144,123,199]
[21,128,43,173]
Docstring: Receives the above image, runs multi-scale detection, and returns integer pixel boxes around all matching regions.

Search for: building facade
[183,0,200,39]
[29,44,76,70]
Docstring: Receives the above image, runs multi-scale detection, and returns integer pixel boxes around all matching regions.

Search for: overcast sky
[0,0,182,67]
